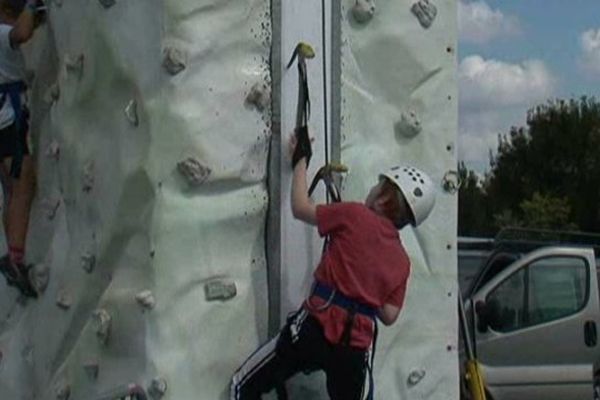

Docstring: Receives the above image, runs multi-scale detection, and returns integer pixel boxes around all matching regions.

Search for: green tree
[460,96,600,235]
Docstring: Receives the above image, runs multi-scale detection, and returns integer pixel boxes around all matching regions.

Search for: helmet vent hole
[414,188,423,197]
[395,175,399,179]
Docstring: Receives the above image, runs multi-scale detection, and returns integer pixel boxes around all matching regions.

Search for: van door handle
[585,321,597,347]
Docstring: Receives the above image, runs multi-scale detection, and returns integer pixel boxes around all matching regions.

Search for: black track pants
[230,308,369,400]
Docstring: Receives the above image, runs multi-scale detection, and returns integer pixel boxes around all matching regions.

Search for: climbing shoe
[0,255,38,298]
[0,254,20,287]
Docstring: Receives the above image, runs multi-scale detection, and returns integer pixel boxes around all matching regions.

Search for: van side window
[485,256,588,332]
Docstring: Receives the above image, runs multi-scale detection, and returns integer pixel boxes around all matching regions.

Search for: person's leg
[231,309,324,400]
[4,154,35,265]
[324,345,369,400]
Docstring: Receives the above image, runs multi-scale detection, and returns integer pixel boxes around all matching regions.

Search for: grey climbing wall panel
[0,0,272,399]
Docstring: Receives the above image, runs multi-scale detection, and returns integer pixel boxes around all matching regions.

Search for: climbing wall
[0,0,457,399]
[0,0,272,399]
[340,0,459,398]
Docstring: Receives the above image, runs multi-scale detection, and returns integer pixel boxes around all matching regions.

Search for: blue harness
[311,281,379,400]
[0,81,27,178]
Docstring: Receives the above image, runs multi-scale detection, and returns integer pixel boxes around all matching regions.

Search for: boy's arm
[9,0,39,47]
[291,158,317,225]
[377,303,401,326]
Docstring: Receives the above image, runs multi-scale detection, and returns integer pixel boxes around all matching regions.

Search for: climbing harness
[93,383,148,400]
[0,81,28,178]
[308,282,378,400]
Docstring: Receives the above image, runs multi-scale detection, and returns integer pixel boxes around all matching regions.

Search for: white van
[461,229,600,400]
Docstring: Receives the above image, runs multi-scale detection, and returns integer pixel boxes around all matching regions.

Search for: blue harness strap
[311,281,378,400]
[0,81,27,178]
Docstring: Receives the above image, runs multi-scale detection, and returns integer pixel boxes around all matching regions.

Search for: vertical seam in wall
[266,0,282,337]
[330,0,342,165]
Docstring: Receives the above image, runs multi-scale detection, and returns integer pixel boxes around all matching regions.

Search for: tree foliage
[459,97,600,236]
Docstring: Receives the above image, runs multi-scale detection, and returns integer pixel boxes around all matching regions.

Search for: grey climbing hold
[46,140,60,161]
[98,0,116,8]
[81,252,96,273]
[44,198,61,220]
[245,82,270,112]
[64,54,84,79]
[44,83,60,105]
[55,380,71,400]
[83,161,94,193]
[148,377,168,399]
[411,0,437,29]
[395,110,422,138]
[177,158,211,187]
[92,309,112,345]
[135,290,155,310]
[352,0,376,24]
[125,99,139,127]
[407,369,426,387]
[205,279,237,302]
[56,289,72,310]
[163,46,187,76]
[29,264,50,294]
[442,170,461,194]
[83,361,99,380]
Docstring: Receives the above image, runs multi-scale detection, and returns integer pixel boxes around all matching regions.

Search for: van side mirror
[475,300,489,332]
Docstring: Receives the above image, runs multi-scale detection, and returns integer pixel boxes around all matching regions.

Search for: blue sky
[458,0,600,173]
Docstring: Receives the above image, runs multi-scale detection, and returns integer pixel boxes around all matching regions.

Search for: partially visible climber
[230,129,437,400]
[0,0,45,298]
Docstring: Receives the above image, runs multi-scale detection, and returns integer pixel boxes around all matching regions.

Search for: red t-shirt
[305,202,411,349]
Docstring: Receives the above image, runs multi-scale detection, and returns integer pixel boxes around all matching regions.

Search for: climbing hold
[204,279,237,302]
[81,252,96,273]
[124,99,139,127]
[55,380,71,400]
[352,0,376,24]
[43,198,61,220]
[148,377,168,399]
[29,264,50,294]
[83,361,99,380]
[177,158,211,187]
[56,289,72,310]
[394,110,422,138]
[83,161,94,193]
[162,46,187,76]
[411,0,437,29]
[44,83,60,105]
[442,170,461,194]
[92,309,112,345]
[135,289,155,310]
[98,0,116,8]
[64,54,84,79]
[46,139,60,161]
[245,82,270,112]
[407,369,426,387]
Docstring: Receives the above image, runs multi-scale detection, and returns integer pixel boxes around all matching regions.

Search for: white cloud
[458,55,557,172]
[459,0,521,44]
[459,55,556,109]
[579,29,600,77]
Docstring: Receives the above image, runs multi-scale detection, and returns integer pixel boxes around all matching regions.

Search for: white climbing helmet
[380,166,436,226]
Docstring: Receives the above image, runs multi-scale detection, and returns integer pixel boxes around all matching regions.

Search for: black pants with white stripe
[230,308,368,400]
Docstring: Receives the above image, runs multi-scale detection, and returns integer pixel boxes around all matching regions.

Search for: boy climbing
[0,0,44,298]
[230,127,437,399]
